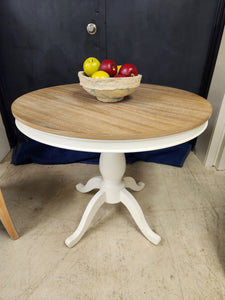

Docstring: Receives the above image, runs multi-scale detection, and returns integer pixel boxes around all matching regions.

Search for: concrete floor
[0,151,225,299]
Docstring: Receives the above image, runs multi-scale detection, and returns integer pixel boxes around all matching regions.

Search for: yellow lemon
[91,71,110,78]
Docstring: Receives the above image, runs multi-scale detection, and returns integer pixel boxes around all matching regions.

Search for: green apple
[83,57,100,77]
[91,71,110,78]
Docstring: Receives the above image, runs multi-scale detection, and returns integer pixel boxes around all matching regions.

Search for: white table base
[65,153,161,248]
[15,120,208,248]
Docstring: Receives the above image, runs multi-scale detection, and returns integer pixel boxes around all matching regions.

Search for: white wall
[195,26,225,167]
[0,113,10,161]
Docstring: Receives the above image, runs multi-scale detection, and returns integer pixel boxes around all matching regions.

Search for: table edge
[15,119,208,153]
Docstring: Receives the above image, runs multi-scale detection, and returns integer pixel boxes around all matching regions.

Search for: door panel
[0,0,106,144]
[106,0,219,93]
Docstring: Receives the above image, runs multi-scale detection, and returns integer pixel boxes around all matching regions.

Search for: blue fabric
[12,139,192,167]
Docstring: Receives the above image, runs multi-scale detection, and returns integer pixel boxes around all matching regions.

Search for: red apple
[99,59,117,77]
[119,63,138,77]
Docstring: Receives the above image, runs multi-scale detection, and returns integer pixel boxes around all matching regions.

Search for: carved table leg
[76,176,102,193]
[65,152,161,248]
[65,190,105,248]
[120,188,161,245]
[123,176,145,191]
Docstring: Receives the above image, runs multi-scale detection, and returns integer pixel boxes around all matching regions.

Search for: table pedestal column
[65,153,161,248]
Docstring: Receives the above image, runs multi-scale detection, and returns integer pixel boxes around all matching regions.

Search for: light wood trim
[0,188,18,239]
[12,83,212,140]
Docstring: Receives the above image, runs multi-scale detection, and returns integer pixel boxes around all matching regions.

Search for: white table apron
[15,120,208,247]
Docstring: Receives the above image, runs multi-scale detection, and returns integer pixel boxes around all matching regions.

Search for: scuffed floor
[1,151,225,300]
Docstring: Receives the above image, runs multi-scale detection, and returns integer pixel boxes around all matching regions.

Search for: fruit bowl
[78,71,142,102]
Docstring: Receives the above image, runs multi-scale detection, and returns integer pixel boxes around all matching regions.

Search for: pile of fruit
[83,57,138,79]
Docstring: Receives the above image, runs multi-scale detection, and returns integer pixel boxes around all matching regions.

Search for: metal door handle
[87,23,97,35]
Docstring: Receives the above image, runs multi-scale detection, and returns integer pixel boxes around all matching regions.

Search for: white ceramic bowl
[78,71,142,102]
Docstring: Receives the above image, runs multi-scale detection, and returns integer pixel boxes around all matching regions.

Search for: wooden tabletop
[12,83,212,140]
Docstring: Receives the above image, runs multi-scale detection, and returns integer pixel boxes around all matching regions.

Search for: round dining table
[11,83,212,248]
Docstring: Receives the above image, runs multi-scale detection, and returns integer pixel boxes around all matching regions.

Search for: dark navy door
[0,0,106,144]
[106,0,219,94]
